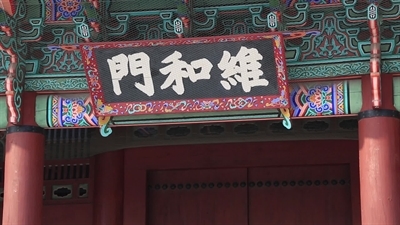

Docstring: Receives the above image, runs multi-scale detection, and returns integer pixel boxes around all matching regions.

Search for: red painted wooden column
[2,93,45,225]
[0,0,16,16]
[358,75,400,225]
[93,150,124,224]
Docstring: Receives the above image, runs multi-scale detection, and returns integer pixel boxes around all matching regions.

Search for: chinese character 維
[160,51,212,95]
[218,46,268,92]
[107,52,154,96]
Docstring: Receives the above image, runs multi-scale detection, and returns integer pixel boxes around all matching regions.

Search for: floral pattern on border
[290,81,347,117]
[48,95,98,127]
[45,0,84,22]
[80,33,290,117]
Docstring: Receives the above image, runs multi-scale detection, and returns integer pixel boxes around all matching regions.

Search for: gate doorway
[147,165,352,225]
[124,140,360,225]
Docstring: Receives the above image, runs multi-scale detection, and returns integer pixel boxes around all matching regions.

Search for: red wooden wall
[0,140,360,224]
[124,140,361,225]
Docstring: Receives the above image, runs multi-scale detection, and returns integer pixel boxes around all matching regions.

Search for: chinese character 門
[107,52,155,96]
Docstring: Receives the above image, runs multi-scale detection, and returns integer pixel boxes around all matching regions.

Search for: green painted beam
[35,80,362,128]
[348,79,362,114]
[0,97,7,129]
[35,95,48,128]
[393,77,400,111]
[24,77,88,92]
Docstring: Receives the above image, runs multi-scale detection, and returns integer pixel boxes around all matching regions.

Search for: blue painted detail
[100,125,113,137]
[282,117,292,130]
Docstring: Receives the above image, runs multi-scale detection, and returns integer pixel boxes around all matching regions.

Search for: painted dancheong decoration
[40,80,357,130]
[48,95,98,127]
[80,33,290,137]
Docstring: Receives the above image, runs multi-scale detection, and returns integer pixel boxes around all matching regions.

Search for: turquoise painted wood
[0,97,7,129]
[392,77,400,111]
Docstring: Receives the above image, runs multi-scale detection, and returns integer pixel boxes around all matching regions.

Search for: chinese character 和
[159,51,212,95]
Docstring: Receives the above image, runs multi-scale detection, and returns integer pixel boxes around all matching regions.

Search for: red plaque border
[80,32,290,117]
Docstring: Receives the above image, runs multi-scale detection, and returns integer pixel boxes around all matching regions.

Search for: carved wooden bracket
[0,33,21,124]
[0,5,26,125]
